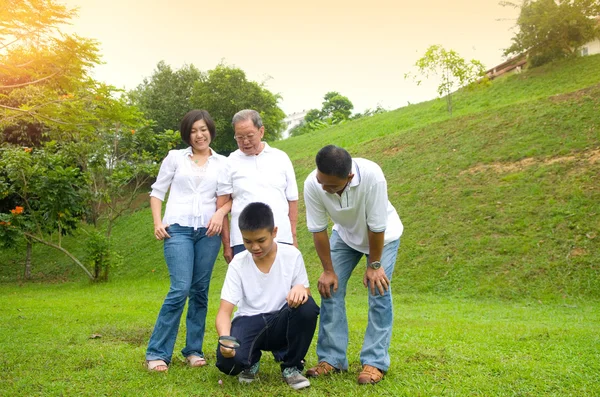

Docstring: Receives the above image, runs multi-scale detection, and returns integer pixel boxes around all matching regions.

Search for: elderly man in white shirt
[303,145,403,385]
[217,109,299,263]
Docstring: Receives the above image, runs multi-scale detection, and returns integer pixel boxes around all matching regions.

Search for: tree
[128,61,203,134]
[304,108,321,124]
[502,0,600,67]
[406,45,486,115]
[290,91,355,137]
[190,63,286,154]
[0,0,173,281]
[0,0,102,135]
[320,91,354,121]
[352,104,388,120]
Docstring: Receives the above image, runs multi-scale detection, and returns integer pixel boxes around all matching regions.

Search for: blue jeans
[216,296,319,375]
[316,230,400,372]
[146,224,221,364]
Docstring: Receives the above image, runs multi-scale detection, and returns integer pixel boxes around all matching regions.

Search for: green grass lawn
[2,276,599,396]
[1,55,600,395]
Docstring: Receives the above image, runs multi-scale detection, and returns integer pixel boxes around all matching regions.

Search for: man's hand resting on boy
[286,285,309,308]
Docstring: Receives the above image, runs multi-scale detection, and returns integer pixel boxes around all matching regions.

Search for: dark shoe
[305,361,340,377]
[357,364,384,385]
[238,361,260,384]
[282,367,310,390]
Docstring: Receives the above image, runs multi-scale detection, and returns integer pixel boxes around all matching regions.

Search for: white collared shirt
[150,147,227,229]
[217,142,298,246]
[304,158,403,254]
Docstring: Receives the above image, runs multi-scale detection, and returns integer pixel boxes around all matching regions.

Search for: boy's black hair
[239,202,275,232]
[180,109,216,145]
[315,145,352,179]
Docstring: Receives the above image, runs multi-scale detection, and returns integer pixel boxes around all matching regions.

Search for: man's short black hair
[180,109,216,145]
[315,145,352,179]
[239,202,275,232]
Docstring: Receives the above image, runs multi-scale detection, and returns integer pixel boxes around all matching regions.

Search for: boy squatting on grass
[215,202,320,390]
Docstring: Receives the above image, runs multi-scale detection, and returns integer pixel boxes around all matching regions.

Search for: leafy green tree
[0,0,102,136]
[0,0,174,281]
[0,145,93,279]
[304,108,321,124]
[128,61,203,135]
[190,63,286,154]
[502,0,600,67]
[352,104,388,120]
[320,91,354,121]
[406,45,486,115]
[291,92,355,137]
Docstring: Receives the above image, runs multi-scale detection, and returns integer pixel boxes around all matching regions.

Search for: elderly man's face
[234,119,264,155]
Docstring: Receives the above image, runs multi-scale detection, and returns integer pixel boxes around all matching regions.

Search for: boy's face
[241,227,278,260]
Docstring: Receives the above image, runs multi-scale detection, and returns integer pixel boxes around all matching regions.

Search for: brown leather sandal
[357,364,384,384]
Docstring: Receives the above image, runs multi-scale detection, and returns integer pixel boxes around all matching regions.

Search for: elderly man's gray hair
[232,109,263,129]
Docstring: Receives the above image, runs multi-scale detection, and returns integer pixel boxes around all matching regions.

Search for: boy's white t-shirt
[220,243,310,318]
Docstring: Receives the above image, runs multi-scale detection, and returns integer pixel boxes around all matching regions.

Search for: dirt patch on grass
[549,84,600,103]
[462,148,600,175]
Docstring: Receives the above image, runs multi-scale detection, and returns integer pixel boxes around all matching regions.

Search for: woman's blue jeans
[316,230,400,372]
[146,224,221,364]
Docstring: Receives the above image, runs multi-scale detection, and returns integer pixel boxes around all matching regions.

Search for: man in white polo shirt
[303,145,403,385]
[217,109,298,263]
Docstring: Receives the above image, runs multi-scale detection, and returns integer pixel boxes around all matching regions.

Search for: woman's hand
[206,209,224,237]
[154,223,171,240]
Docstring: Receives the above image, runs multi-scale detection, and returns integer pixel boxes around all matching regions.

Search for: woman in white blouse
[145,110,231,372]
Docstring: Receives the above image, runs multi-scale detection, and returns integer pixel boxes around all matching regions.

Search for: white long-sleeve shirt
[150,147,227,229]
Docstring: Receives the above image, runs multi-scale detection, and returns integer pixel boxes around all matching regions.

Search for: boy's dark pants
[216,296,320,375]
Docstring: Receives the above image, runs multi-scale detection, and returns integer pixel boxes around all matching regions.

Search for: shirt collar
[185,146,217,159]
[348,160,360,188]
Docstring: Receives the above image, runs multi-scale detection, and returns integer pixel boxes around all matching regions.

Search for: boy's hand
[286,285,308,308]
[219,343,236,358]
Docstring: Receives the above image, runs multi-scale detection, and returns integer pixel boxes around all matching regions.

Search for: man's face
[316,170,354,195]
[241,227,278,260]
[234,119,264,155]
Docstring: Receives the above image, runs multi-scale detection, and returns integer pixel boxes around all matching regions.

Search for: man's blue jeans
[316,230,400,372]
[146,224,221,364]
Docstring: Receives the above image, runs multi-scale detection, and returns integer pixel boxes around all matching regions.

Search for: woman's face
[233,119,264,156]
[189,119,211,152]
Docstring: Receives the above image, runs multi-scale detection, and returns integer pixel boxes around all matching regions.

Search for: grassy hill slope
[2,55,599,301]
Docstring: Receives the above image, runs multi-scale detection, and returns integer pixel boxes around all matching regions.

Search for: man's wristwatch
[368,260,381,270]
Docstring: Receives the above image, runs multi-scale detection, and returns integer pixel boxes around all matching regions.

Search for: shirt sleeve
[291,251,310,288]
[304,173,329,233]
[216,157,233,196]
[365,177,389,233]
[282,153,299,201]
[220,258,244,306]
[150,151,177,201]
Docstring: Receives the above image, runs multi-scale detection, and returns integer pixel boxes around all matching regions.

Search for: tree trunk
[23,231,95,280]
[23,239,32,280]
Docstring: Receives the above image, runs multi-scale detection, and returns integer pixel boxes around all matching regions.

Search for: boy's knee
[296,296,320,319]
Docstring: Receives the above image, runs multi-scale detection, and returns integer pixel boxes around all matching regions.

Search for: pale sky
[62,0,519,115]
